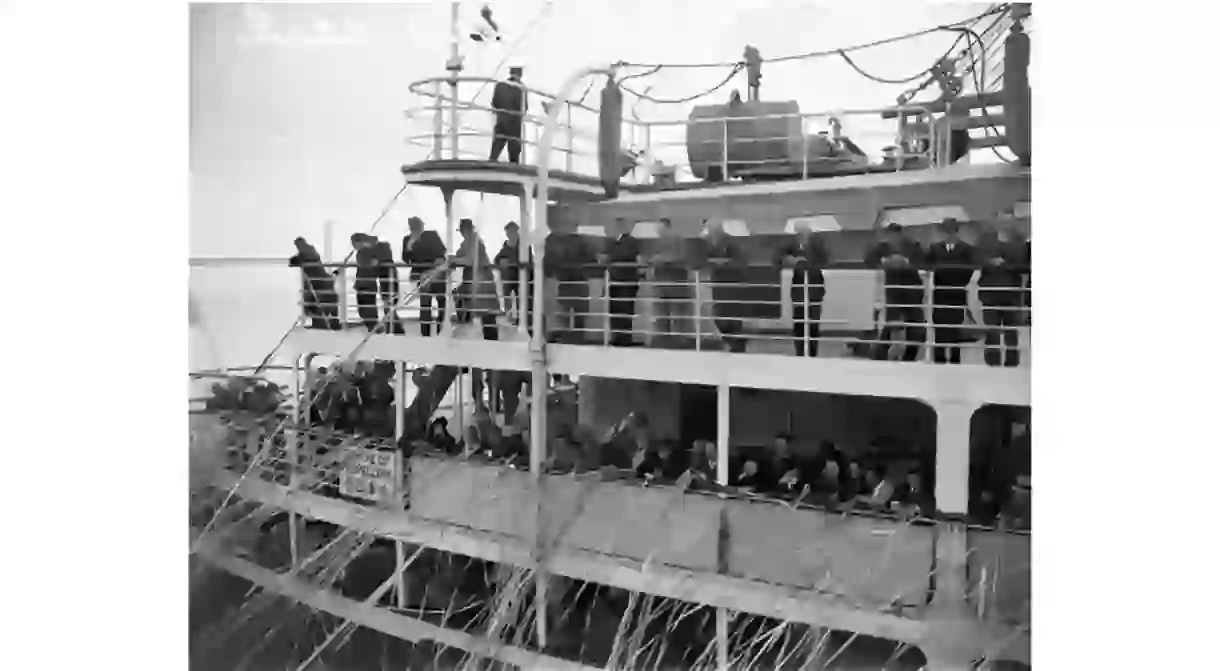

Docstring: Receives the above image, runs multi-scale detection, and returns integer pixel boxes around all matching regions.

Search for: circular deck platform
[400,159,630,199]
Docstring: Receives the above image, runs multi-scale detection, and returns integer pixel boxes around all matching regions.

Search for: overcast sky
[190,1,994,261]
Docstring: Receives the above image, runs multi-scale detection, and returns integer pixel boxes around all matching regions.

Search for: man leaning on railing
[597,217,643,347]
[289,237,340,330]
[865,223,926,362]
[401,215,448,337]
[777,227,830,357]
[494,221,534,330]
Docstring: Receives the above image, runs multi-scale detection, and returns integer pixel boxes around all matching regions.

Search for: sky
[189,0,997,265]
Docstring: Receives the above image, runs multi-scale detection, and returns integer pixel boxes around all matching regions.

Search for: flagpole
[446,1,462,159]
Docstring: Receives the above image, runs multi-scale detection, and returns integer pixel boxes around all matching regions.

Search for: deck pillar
[517,185,532,338]
[394,360,407,609]
[925,400,983,667]
[715,382,731,671]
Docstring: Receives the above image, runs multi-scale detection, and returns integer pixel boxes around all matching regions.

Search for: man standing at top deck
[401,216,448,337]
[489,66,527,164]
[598,217,643,347]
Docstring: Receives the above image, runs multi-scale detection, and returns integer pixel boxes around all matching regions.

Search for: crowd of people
[291,215,1030,367]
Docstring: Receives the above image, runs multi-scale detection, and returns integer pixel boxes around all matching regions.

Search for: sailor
[489,66,527,164]
[865,223,926,361]
[978,225,1029,367]
[700,220,749,352]
[350,233,382,331]
[288,237,340,330]
[597,217,643,346]
[922,217,977,364]
[401,215,448,336]
[777,225,830,357]
[494,221,533,328]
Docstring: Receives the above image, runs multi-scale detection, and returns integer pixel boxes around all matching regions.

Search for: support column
[715,383,730,671]
[443,188,464,436]
[394,361,407,609]
[924,400,981,671]
[517,185,533,338]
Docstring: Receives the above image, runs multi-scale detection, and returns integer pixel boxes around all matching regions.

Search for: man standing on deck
[544,217,594,343]
[401,216,448,337]
[489,66,527,164]
[351,233,382,331]
[923,218,977,364]
[978,225,1029,367]
[866,223,926,361]
[701,220,749,353]
[494,221,533,329]
[598,217,643,346]
[373,237,401,333]
[777,225,830,357]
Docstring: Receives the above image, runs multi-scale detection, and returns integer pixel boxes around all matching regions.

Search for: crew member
[289,237,340,330]
[978,226,1029,367]
[700,220,749,352]
[489,66,527,164]
[777,225,830,357]
[351,233,382,331]
[865,224,926,362]
[923,218,976,364]
[598,217,642,346]
[494,221,533,328]
[401,216,448,337]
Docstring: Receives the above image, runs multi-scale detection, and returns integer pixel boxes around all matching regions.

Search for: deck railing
[309,261,1030,368]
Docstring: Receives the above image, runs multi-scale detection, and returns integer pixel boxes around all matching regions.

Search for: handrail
[407,75,601,115]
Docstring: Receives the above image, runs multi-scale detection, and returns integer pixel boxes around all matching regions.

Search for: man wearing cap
[865,223,926,361]
[978,224,1029,367]
[922,217,977,364]
[494,221,534,328]
[699,220,749,352]
[453,218,499,337]
[401,216,448,336]
[289,237,340,330]
[489,66,527,164]
[776,225,830,357]
[544,215,595,343]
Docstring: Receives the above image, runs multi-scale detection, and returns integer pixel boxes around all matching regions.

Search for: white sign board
[338,447,402,505]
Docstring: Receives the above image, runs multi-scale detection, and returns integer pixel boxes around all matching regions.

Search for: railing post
[288,354,301,570]
[602,268,611,346]
[393,360,407,608]
[801,115,808,180]
[693,271,702,351]
[802,275,810,357]
[715,382,731,671]
[924,271,935,362]
[720,118,729,182]
[337,266,348,329]
[643,124,653,183]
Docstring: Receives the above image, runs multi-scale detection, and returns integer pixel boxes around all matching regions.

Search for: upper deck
[399,5,1028,200]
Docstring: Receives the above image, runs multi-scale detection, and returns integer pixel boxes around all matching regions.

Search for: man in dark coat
[922,218,977,364]
[978,227,1029,367]
[865,223,926,362]
[289,237,340,330]
[597,217,642,346]
[494,221,534,329]
[351,233,382,331]
[544,223,595,343]
[777,226,830,357]
[401,216,448,336]
[699,220,750,352]
[489,66,527,164]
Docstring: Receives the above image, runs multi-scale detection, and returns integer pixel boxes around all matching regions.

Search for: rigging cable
[947,25,1017,164]
[612,4,1007,70]
[618,64,743,105]
[467,0,557,105]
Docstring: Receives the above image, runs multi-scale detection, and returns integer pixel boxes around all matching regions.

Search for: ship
[189,3,1032,670]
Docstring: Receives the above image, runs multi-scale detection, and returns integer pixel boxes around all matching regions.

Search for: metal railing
[403,74,957,185]
[304,261,1031,369]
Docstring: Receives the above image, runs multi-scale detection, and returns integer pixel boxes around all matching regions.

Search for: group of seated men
[290,214,1030,367]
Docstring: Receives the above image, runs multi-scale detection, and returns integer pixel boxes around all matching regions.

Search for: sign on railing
[338,447,402,505]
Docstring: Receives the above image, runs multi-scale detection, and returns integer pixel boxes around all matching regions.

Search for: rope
[947,25,1017,164]
[619,64,743,105]
[613,4,1008,70]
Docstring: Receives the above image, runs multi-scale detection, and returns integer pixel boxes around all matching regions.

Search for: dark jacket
[491,79,527,128]
[777,235,829,304]
[544,233,594,281]
[865,238,925,308]
[698,235,747,284]
[402,230,448,281]
[603,233,642,285]
[354,246,380,286]
[494,241,533,286]
[288,242,337,302]
[923,240,976,302]
[978,237,1030,306]
[374,241,398,286]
